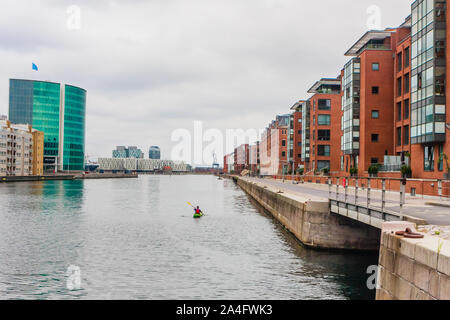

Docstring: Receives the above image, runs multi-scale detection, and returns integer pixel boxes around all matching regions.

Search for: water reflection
[0,176,377,300]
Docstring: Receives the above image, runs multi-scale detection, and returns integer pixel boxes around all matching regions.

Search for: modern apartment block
[234,144,249,174]
[149,146,161,159]
[112,146,144,159]
[307,78,341,174]
[249,142,260,175]
[8,79,87,172]
[410,0,448,179]
[339,22,412,176]
[0,119,44,176]
[289,102,304,172]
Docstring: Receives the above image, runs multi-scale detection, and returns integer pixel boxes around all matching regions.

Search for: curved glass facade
[63,85,86,171]
[9,79,86,172]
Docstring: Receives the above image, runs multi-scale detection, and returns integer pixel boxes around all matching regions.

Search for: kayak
[193,214,203,219]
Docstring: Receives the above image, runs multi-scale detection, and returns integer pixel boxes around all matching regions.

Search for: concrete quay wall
[377,230,450,300]
[235,177,381,251]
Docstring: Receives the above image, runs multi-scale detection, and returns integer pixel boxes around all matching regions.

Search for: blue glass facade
[8,79,86,172]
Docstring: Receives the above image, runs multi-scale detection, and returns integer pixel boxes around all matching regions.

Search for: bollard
[367,178,371,208]
[344,178,348,202]
[336,177,340,200]
[381,179,386,212]
[400,182,406,209]
[438,180,442,200]
[328,178,331,199]
[355,178,359,205]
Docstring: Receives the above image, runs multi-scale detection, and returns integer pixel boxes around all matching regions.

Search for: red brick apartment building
[305,78,341,174]
[249,142,260,175]
[234,144,249,174]
[290,101,304,171]
[339,21,412,176]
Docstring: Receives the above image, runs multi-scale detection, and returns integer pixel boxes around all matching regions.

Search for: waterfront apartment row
[225,0,450,182]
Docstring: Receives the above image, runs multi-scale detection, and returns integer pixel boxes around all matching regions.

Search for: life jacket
[195,209,201,214]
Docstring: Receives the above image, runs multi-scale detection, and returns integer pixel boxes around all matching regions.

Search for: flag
[32,63,38,71]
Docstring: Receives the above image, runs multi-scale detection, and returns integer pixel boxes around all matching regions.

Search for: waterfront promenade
[242,177,450,227]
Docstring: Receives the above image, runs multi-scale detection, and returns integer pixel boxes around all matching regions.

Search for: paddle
[187,202,206,216]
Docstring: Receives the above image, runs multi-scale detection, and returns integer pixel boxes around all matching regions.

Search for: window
[397,52,403,72]
[318,130,331,141]
[404,125,409,145]
[397,77,402,96]
[372,110,379,119]
[371,134,379,142]
[282,140,286,147]
[317,160,330,171]
[282,151,286,157]
[372,86,379,94]
[313,115,315,126]
[424,146,434,171]
[397,127,402,146]
[372,63,380,71]
[404,74,410,93]
[438,145,444,171]
[317,115,331,126]
[317,145,331,156]
[397,102,402,121]
[404,47,410,68]
[371,158,379,164]
[318,99,331,110]
[404,99,409,119]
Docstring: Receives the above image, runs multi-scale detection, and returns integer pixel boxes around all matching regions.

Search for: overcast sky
[0,0,412,165]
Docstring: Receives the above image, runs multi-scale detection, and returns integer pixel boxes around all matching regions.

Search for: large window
[438,144,444,171]
[397,52,403,72]
[317,160,330,171]
[397,127,402,146]
[404,99,410,119]
[317,129,330,141]
[424,146,434,171]
[371,134,379,143]
[318,99,331,110]
[317,145,330,156]
[317,115,331,126]
[404,47,410,68]
[397,77,402,96]
[397,102,402,121]
[404,74,410,93]
[404,125,409,145]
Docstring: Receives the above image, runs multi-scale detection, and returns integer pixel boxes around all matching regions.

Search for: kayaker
[194,206,203,216]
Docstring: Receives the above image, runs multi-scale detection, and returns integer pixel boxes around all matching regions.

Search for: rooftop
[344,30,393,56]
[307,78,341,94]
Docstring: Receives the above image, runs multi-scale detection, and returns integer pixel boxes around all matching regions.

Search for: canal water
[0,175,378,300]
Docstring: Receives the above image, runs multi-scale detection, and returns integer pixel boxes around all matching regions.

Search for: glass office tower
[9,79,87,172]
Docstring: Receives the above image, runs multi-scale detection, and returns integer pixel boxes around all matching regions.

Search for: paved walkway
[242,177,450,227]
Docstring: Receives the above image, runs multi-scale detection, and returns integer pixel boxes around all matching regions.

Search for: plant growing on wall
[349,167,358,176]
[401,165,412,178]
[368,164,381,176]
[296,167,304,176]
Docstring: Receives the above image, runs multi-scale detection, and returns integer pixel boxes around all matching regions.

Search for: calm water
[0,175,377,300]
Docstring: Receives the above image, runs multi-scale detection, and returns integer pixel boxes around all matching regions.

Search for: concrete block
[331,205,339,213]
[429,270,440,299]
[338,206,348,217]
[305,201,329,213]
[370,217,384,229]
[382,221,416,233]
[437,240,450,276]
[413,262,431,292]
[376,288,394,300]
[358,212,371,225]
[380,267,397,295]
[414,237,440,270]
[394,254,414,283]
[380,247,396,273]
[348,209,358,220]
[410,286,432,300]
[399,238,417,259]
[395,276,414,300]
[386,234,402,252]
[438,273,449,300]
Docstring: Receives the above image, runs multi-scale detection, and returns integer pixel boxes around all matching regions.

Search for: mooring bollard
[355,178,359,205]
[381,179,386,212]
[367,178,371,208]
